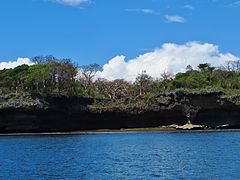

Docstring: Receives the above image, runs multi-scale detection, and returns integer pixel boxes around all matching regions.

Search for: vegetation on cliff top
[1,55,240,101]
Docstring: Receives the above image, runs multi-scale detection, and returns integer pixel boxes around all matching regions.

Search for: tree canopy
[1,56,240,98]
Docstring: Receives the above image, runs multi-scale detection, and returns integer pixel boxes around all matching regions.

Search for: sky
[1,0,240,80]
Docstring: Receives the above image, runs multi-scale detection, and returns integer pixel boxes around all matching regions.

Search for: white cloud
[126,9,156,14]
[52,0,89,6]
[165,15,186,23]
[0,58,34,70]
[183,5,194,10]
[98,42,240,82]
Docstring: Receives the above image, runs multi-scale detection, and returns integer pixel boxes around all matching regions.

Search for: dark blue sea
[0,131,240,179]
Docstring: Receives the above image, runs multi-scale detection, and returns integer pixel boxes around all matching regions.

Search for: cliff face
[173,91,240,128]
[0,91,240,133]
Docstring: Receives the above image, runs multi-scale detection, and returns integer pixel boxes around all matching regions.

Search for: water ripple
[0,132,240,179]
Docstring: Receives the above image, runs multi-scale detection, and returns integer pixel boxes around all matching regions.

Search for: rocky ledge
[0,91,240,133]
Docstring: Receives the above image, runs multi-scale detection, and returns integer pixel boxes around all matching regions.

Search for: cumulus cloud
[98,42,240,82]
[52,0,89,6]
[126,8,156,14]
[0,58,34,70]
[165,15,186,23]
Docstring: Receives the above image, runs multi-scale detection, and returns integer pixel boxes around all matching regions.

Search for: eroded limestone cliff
[0,91,239,133]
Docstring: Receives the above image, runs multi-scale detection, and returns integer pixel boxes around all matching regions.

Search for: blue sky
[0,0,240,68]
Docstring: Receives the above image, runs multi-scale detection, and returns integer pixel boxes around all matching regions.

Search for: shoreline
[1,127,240,136]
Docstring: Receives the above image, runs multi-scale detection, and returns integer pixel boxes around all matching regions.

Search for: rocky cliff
[0,91,240,133]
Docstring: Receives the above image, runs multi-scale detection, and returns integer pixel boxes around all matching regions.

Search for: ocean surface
[0,131,240,180]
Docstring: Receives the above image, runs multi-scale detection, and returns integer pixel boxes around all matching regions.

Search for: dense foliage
[1,56,240,98]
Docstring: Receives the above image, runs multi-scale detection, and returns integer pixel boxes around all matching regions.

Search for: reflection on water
[0,132,240,179]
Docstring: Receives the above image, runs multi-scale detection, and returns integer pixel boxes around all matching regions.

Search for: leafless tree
[225,60,240,72]
[108,79,130,99]
[94,78,130,99]
[135,70,153,96]
[79,63,101,93]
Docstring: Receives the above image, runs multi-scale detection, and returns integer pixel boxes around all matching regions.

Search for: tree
[94,78,130,99]
[186,65,193,72]
[59,59,78,94]
[48,59,77,94]
[212,69,238,89]
[160,71,173,91]
[198,63,214,72]
[134,71,153,96]
[79,63,101,94]
[108,79,130,99]
[31,55,58,64]
[236,60,240,72]
[8,65,29,93]
[23,64,50,92]
[31,56,46,64]
[225,60,240,72]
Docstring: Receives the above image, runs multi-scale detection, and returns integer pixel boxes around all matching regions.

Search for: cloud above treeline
[52,0,89,6]
[98,42,240,81]
[1,42,239,82]
[0,58,34,70]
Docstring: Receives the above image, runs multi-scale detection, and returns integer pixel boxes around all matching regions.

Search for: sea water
[0,131,239,179]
